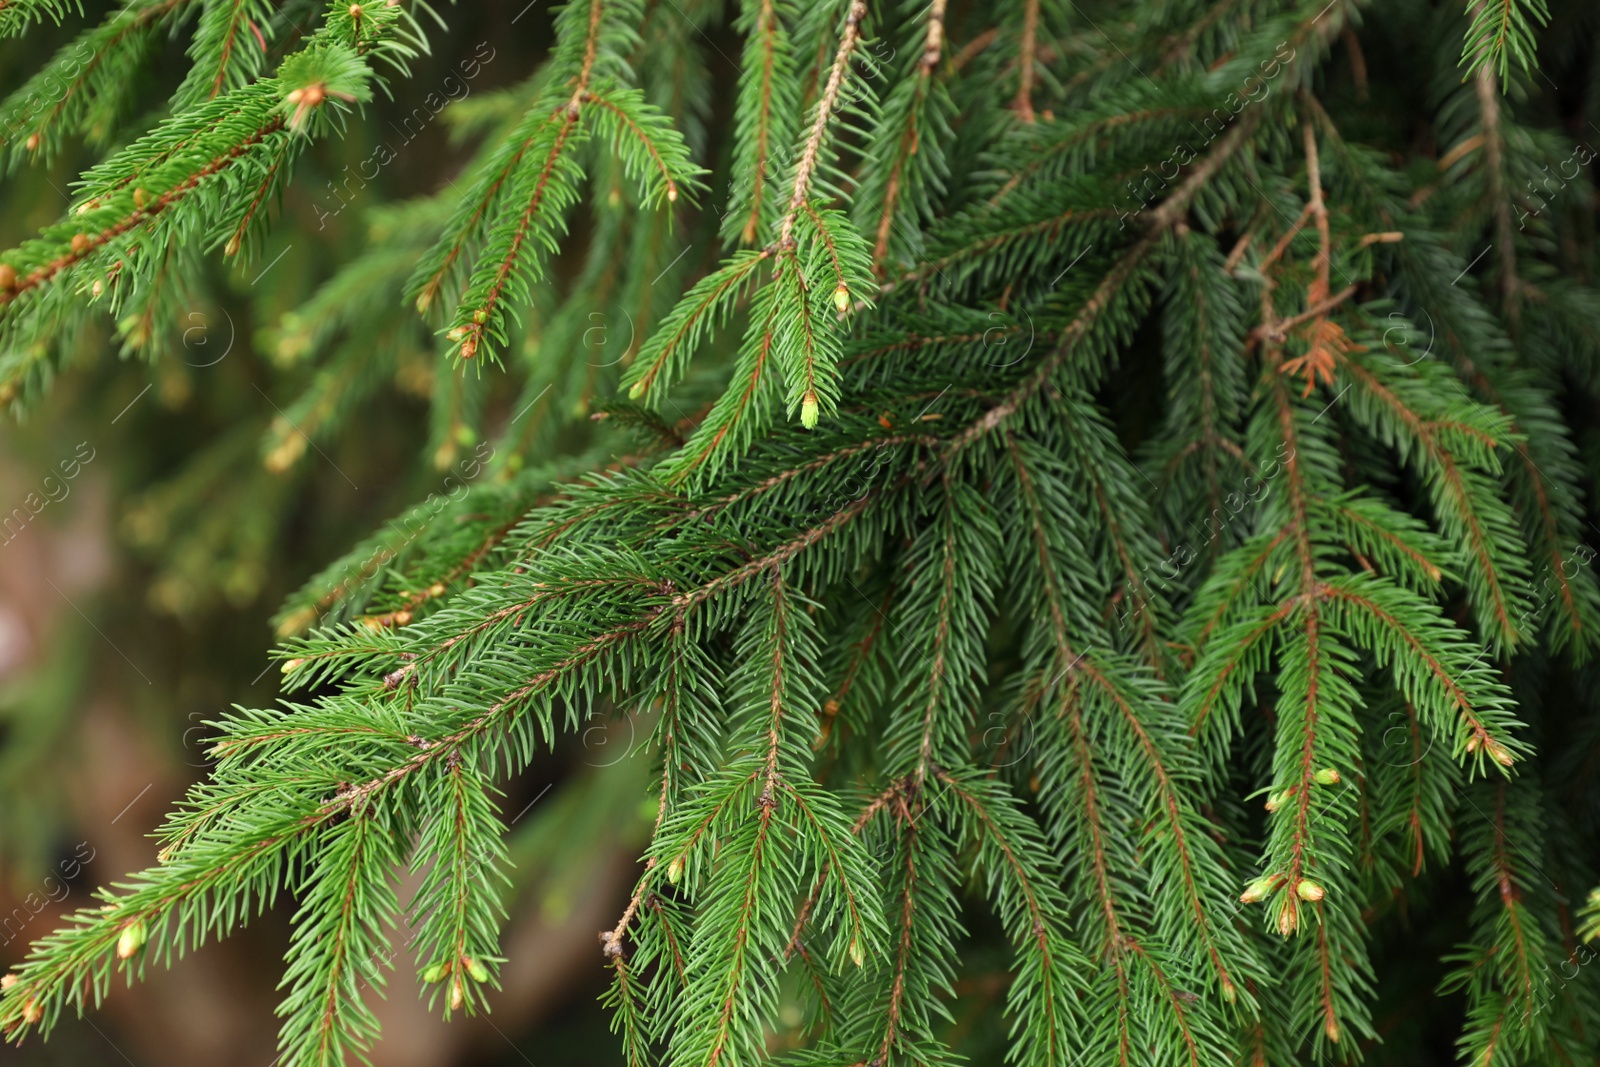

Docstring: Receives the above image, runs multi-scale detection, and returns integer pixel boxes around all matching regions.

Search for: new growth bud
[1313,768,1341,786]
[801,390,820,430]
[1295,880,1325,902]
[116,920,147,960]
[1239,876,1276,904]
[833,283,850,314]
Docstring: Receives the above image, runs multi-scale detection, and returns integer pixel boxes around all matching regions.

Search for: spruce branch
[945,113,1258,455]
[0,0,198,169]
[1,2,1597,1064]
[176,0,278,108]
[775,0,869,250]
[722,0,799,247]
[0,0,81,38]
[1460,0,1548,84]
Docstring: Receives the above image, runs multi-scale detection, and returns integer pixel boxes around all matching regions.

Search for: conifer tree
[1,0,1600,1064]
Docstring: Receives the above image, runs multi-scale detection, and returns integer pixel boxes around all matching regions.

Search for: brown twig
[1014,0,1039,121]
[777,0,870,248]
[1473,52,1520,321]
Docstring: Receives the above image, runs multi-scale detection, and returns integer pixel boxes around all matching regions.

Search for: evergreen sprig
[1,0,1599,1065]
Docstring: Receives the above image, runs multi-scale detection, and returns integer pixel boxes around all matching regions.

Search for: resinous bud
[116,921,147,960]
[1239,877,1275,904]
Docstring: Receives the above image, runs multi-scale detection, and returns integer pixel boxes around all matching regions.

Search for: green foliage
[1,0,1600,1066]
[1460,0,1550,84]
[0,0,82,40]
